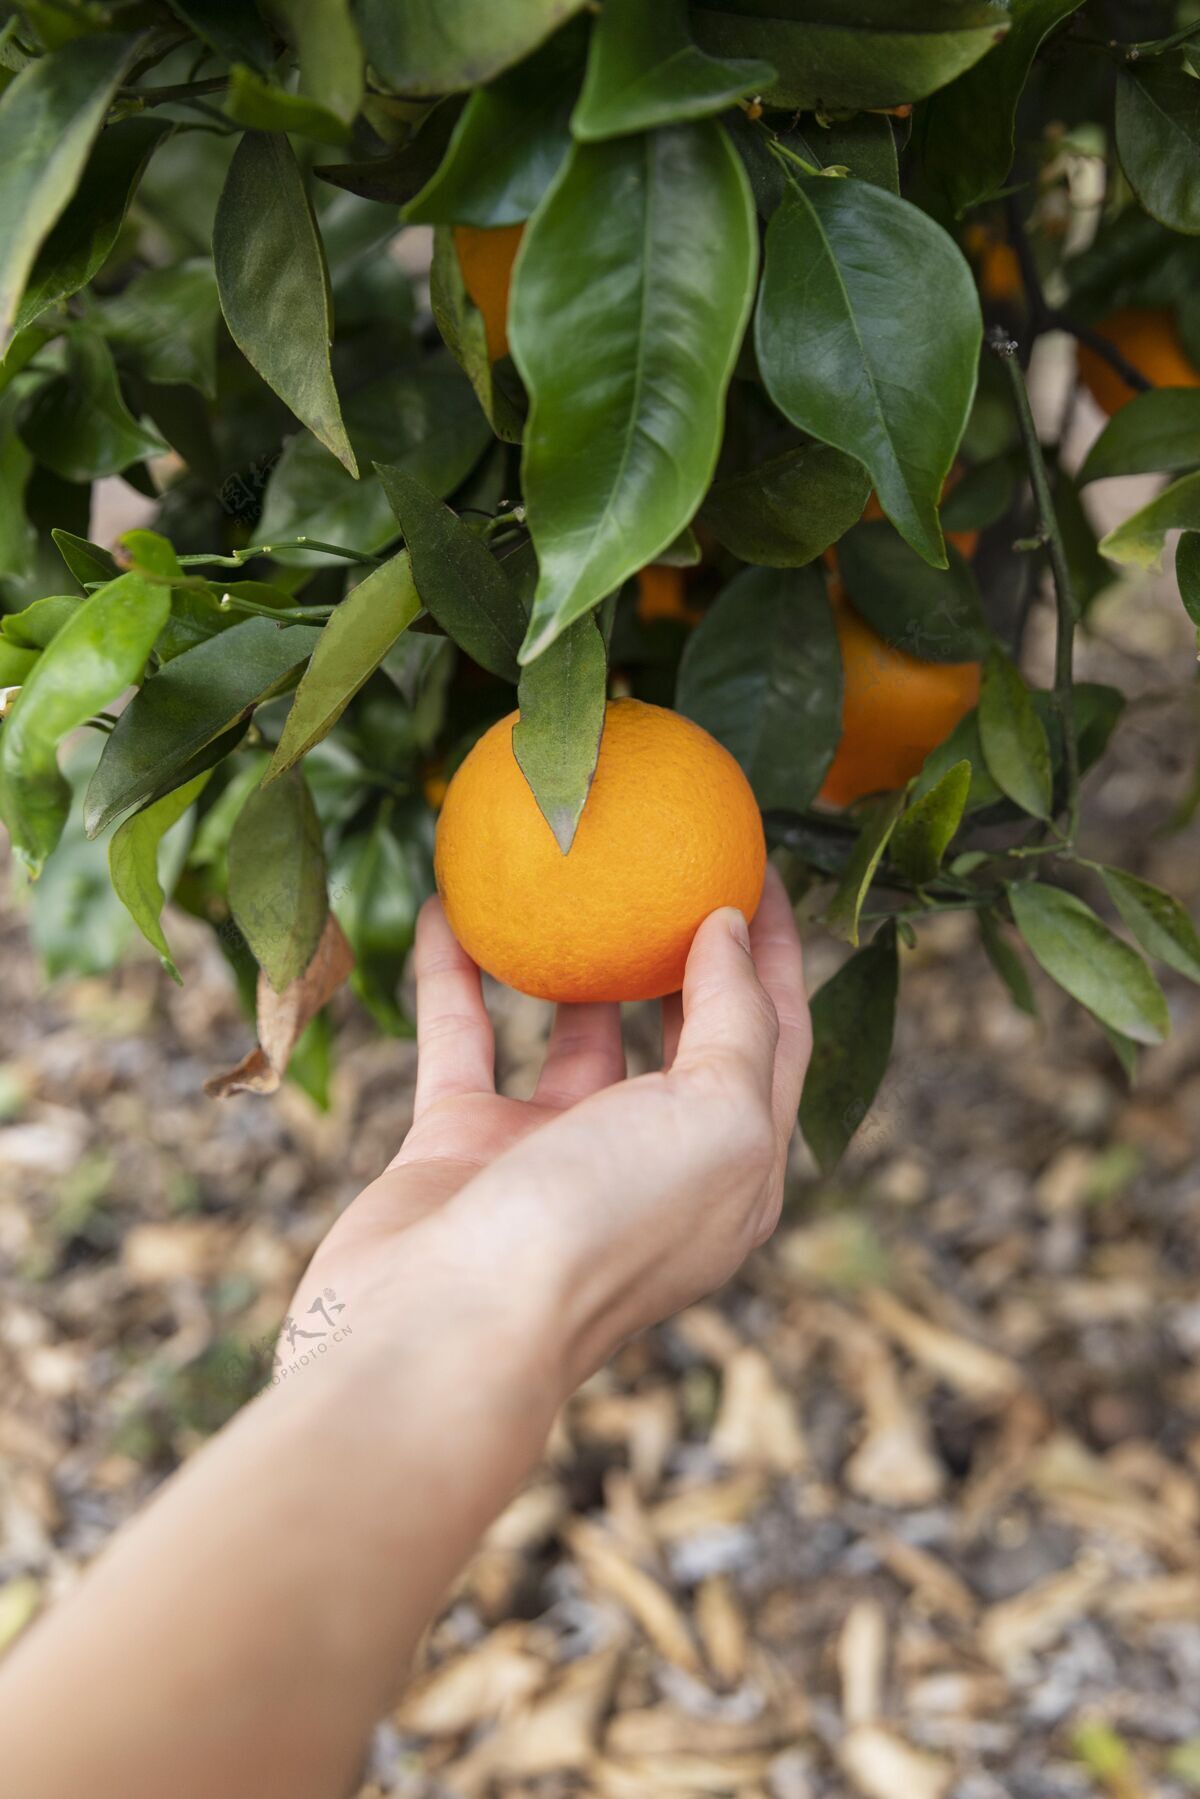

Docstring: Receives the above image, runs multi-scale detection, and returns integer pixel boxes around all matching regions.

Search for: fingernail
[726,909,751,952]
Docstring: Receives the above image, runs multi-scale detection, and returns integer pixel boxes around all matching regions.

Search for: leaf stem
[1125,19,1200,57]
[118,75,229,106]
[216,593,334,624]
[176,539,382,569]
[989,328,1082,844]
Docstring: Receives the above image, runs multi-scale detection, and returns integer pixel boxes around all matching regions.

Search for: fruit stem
[989,328,1082,846]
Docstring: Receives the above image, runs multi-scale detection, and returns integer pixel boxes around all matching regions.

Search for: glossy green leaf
[726,111,896,216]
[836,524,989,661]
[406,29,579,225]
[1079,389,1200,485]
[0,31,140,337]
[891,759,971,887]
[572,0,773,140]
[0,572,169,873]
[331,814,426,1034]
[923,0,1080,214]
[692,1,1009,111]
[700,442,870,568]
[979,907,1037,1016]
[676,564,841,810]
[109,770,212,982]
[1099,470,1200,570]
[274,0,363,127]
[0,640,37,685]
[52,527,118,589]
[20,328,167,481]
[940,456,1017,532]
[799,924,898,1174]
[13,116,170,334]
[84,618,322,835]
[512,121,757,660]
[223,65,350,146]
[229,768,328,991]
[378,466,525,681]
[1116,59,1200,236]
[213,132,356,473]
[756,178,981,569]
[978,649,1052,821]
[313,103,463,205]
[267,551,420,781]
[826,793,905,946]
[1009,880,1170,1045]
[0,391,34,581]
[165,0,275,71]
[428,226,525,442]
[358,0,588,95]
[513,612,607,853]
[92,260,220,399]
[1101,867,1200,985]
[1,595,79,649]
[1178,533,1200,629]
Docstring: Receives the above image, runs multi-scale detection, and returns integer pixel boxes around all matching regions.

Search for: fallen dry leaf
[979,1556,1111,1670]
[695,1575,749,1687]
[395,1622,547,1736]
[838,1598,888,1728]
[711,1347,807,1475]
[840,1725,952,1799]
[863,1288,1023,1405]
[565,1517,702,1674]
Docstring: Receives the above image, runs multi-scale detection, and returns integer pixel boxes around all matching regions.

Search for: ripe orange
[635,563,700,626]
[1077,307,1200,415]
[453,223,524,361]
[819,594,981,810]
[435,698,766,1002]
[964,223,1024,305]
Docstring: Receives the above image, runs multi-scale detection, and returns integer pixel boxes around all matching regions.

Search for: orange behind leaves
[454,223,524,361]
[1077,307,1200,416]
[636,564,700,625]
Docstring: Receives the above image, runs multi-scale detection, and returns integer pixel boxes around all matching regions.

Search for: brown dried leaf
[870,1533,977,1625]
[565,1517,702,1675]
[450,1643,622,1790]
[840,1726,952,1799]
[863,1288,1023,1404]
[396,1622,547,1735]
[206,913,353,1097]
[694,1575,749,1687]
[594,1750,775,1795]
[605,1706,792,1758]
[711,1347,807,1475]
[650,1473,770,1544]
[978,1556,1111,1670]
[838,1599,888,1728]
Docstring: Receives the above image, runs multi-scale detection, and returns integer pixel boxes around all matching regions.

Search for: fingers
[412,896,495,1119]
[749,866,811,1143]
[672,905,779,1102]
[535,1003,625,1108]
[660,991,683,1071]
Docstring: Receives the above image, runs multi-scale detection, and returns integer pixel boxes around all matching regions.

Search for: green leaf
[13,115,170,334]
[756,178,981,569]
[406,28,580,225]
[692,1,1009,111]
[0,572,169,873]
[1116,59,1200,236]
[572,0,774,140]
[726,111,896,216]
[91,260,220,399]
[84,618,321,835]
[979,907,1037,1016]
[1079,389,1200,485]
[676,564,841,810]
[940,456,1017,533]
[228,768,328,991]
[512,121,757,660]
[1179,532,1200,629]
[2,595,80,649]
[109,770,212,982]
[51,527,119,589]
[273,0,363,128]
[891,759,971,886]
[1098,469,1200,570]
[699,442,870,568]
[20,327,167,481]
[0,31,141,338]
[826,792,905,946]
[213,131,357,474]
[513,612,607,853]
[313,103,463,205]
[378,466,526,681]
[428,226,525,442]
[266,551,420,780]
[978,649,1052,820]
[836,524,989,661]
[165,0,275,72]
[1008,880,1169,1046]
[331,814,425,1034]
[922,0,1080,215]
[223,65,351,146]
[0,640,38,685]
[799,924,898,1174]
[357,0,588,95]
[1101,867,1200,985]
[0,392,34,581]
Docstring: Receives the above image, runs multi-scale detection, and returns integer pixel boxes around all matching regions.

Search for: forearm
[0,1232,563,1799]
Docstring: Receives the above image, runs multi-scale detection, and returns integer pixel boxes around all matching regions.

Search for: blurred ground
[3,415,1200,1797]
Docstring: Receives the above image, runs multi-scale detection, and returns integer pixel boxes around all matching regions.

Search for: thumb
[671,908,779,1095]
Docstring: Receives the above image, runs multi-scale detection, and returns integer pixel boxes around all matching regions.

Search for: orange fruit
[635,563,700,625]
[964,224,1024,305]
[435,698,766,1002]
[453,222,524,361]
[819,594,981,810]
[1077,307,1200,415]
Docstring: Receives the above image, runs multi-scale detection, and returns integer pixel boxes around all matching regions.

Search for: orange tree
[0,1,1199,1160]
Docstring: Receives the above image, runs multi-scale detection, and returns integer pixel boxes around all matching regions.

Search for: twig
[1003,196,1152,394]
[989,327,1082,843]
[1048,313,1152,395]
[176,539,382,569]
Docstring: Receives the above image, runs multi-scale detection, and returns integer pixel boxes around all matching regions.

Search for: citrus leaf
[799,924,898,1175]
[0,573,169,874]
[428,226,525,442]
[0,641,37,685]
[272,0,363,128]
[229,768,328,992]
[331,815,424,1035]
[1,596,79,650]
[20,327,167,481]
[826,793,905,947]
[699,442,870,568]
[511,120,757,661]
[1101,867,1200,984]
[314,102,463,205]
[676,564,841,811]
[165,0,275,72]
[836,523,989,661]
[206,911,353,1097]
[1116,59,1200,236]
[572,0,774,140]
[891,759,971,886]
[377,466,525,681]
[1098,470,1200,570]
[213,131,357,474]
[1179,533,1200,630]
[358,0,589,95]
[978,649,1052,820]
[109,770,212,982]
[0,31,142,339]
[52,527,118,589]
[756,177,981,569]
[1008,880,1170,1045]
[692,1,1009,111]
[513,611,607,854]
[979,907,1037,1016]
[90,260,220,400]
[266,551,420,782]
[1078,389,1200,485]
[84,618,321,835]
[223,65,350,146]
